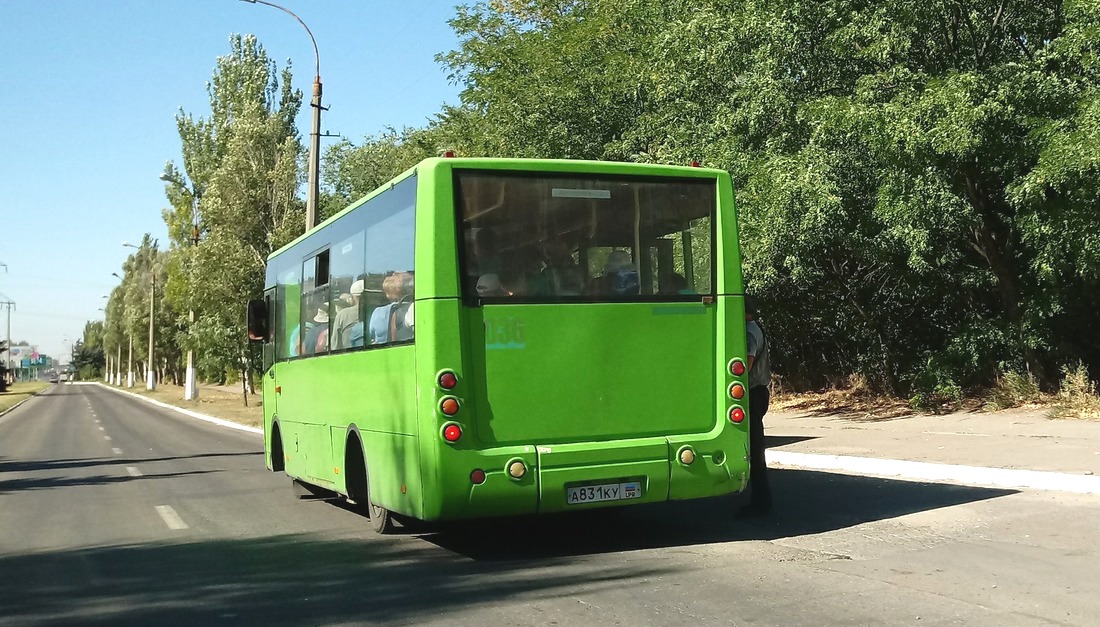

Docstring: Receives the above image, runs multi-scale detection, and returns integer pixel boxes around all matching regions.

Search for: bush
[1051,362,1100,419]
[984,371,1040,411]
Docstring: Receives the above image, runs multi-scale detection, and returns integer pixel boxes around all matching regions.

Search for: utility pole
[0,298,13,385]
[239,0,323,231]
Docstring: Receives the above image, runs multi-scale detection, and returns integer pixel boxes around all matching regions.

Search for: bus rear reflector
[441,398,459,416]
[729,359,746,376]
[443,423,462,442]
[470,469,486,484]
[439,371,457,390]
[729,407,745,423]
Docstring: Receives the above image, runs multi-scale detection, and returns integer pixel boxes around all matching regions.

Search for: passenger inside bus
[590,250,640,296]
[368,271,414,344]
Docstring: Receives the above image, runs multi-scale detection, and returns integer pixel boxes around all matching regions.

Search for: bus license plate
[566,481,642,505]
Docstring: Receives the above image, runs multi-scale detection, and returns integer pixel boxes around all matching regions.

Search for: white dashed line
[126,467,143,477]
[98,426,104,431]
[104,436,112,441]
[155,505,188,530]
[111,448,123,455]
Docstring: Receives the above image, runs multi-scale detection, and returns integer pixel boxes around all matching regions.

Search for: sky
[0,0,465,364]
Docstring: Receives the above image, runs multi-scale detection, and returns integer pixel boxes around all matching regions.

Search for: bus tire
[270,423,285,472]
[346,434,395,534]
[369,499,395,534]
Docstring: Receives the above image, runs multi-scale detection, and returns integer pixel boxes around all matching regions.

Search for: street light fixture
[159,171,202,401]
[239,0,323,231]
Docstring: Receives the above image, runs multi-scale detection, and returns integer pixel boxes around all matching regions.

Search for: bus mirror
[247,299,269,342]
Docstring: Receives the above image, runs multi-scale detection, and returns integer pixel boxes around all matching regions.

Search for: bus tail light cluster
[438,370,457,390]
[443,423,462,443]
[729,407,745,423]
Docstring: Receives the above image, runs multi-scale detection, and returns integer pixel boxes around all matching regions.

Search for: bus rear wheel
[369,499,394,534]
[346,436,395,534]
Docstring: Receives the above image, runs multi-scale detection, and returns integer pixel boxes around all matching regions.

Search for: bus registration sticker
[567,481,643,505]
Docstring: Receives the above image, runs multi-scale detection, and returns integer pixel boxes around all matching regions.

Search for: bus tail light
[507,460,527,479]
[440,397,459,416]
[470,469,486,484]
[443,423,462,443]
[728,383,745,399]
[678,447,696,465]
[729,407,745,423]
[439,371,457,390]
[729,359,746,376]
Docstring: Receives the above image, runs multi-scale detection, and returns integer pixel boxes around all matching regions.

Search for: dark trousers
[748,385,772,507]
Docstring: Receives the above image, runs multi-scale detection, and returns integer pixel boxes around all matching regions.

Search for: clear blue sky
[0,0,464,363]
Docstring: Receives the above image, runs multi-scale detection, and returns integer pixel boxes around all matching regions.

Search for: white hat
[314,307,329,323]
[476,273,504,296]
[350,279,365,295]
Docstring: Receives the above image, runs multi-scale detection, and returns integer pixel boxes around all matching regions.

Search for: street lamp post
[159,172,201,401]
[239,0,322,231]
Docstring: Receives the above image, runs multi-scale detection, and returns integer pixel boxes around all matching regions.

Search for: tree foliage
[162,34,304,384]
[434,0,1100,394]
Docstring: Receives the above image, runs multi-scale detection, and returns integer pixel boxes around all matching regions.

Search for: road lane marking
[112,448,123,455]
[126,466,143,477]
[98,426,104,431]
[104,436,112,441]
[155,505,188,530]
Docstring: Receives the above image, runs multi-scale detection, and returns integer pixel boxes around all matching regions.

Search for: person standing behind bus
[741,295,773,516]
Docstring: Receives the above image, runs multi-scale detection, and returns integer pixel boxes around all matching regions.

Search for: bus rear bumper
[437,435,748,520]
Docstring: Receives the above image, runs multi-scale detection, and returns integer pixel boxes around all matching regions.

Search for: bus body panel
[462,302,715,446]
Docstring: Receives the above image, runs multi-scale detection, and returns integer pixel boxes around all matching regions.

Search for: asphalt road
[1,384,1098,626]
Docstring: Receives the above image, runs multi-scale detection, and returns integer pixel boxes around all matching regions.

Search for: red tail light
[443,423,462,442]
[729,359,746,376]
[442,150,456,158]
[470,469,486,484]
[439,371,457,390]
[729,407,746,423]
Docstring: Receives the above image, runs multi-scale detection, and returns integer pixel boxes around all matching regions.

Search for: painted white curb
[89,382,262,435]
[769,450,1100,495]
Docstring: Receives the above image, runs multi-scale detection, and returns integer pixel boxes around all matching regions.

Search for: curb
[87,382,263,436]
[769,450,1100,496]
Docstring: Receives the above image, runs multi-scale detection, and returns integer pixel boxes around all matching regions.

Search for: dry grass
[109,382,263,428]
[771,374,914,420]
[0,381,52,414]
[772,387,916,421]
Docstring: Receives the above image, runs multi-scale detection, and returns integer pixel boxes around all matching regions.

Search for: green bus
[248,156,753,533]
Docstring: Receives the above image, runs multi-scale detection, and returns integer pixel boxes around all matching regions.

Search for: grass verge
[0,381,52,414]
[104,382,263,428]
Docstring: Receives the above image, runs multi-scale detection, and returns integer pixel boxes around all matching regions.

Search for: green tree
[162,34,304,395]
[433,0,1099,394]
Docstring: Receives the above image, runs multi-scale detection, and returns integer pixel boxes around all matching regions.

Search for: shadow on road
[0,468,1017,625]
[424,468,1016,559]
[0,452,261,474]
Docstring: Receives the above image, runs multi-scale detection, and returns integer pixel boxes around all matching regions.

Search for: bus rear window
[455,171,715,303]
